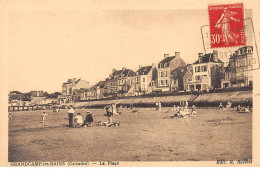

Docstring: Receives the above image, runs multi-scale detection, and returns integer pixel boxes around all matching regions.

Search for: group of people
[218,99,251,114]
[172,102,197,118]
[39,99,252,127]
[219,101,232,109]
[67,106,94,128]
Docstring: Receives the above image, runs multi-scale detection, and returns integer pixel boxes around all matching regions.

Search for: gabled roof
[75,79,81,84]
[158,56,176,64]
[120,69,136,77]
[171,65,192,79]
[10,91,22,94]
[224,64,231,72]
[97,81,105,87]
[109,68,136,80]
[193,53,224,64]
[136,66,152,75]
[111,70,123,79]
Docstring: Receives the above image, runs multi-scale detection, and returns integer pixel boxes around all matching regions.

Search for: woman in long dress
[215,7,240,45]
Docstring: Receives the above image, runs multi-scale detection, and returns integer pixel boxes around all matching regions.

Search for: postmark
[208,3,245,48]
[201,16,260,72]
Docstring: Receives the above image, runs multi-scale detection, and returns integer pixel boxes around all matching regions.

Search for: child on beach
[74,113,83,128]
[219,103,224,109]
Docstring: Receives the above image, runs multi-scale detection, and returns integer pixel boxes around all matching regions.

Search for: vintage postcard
[1,0,260,167]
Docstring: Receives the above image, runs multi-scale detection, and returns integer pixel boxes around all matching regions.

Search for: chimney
[152,63,156,68]
[139,65,143,69]
[112,68,116,74]
[122,67,126,70]
[198,53,203,63]
[175,52,180,58]
[213,50,218,62]
[164,54,169,59]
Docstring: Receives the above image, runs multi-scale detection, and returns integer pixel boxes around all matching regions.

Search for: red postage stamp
[208,3,246,48]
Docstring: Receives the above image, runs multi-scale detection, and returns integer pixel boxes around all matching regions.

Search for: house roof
[171,65,192,79]
[120,69,136,77]
[111,70,123,79]
[158,56,176,64]
[97,81,105,87]
[193,53,224,64]
[136,66,152,75]
[75,79,81,84]
[10,91,22,94]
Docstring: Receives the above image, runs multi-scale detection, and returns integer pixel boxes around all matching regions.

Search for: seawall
[68,90,252,108]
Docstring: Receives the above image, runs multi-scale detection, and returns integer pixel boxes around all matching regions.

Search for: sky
[8,8,243,93]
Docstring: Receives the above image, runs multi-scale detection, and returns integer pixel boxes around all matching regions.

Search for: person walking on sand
[68,105,75,127]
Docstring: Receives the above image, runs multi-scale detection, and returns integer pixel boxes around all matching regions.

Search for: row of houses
[9,90,59,106]
[59,46,253,103]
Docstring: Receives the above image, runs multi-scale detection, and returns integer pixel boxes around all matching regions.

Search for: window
[143,78,145,82]
[174,80,177,84]
[195,76,201,80]
[226,74,229,80]
[202,75,207,79]
[160,64,163,68]
[165,80,168,85]
[150,82,154,86]
[165,71,168,77]
[136,77,139,82]
[161,80,164,85]
[188,78,191,82]
[160,72,164,77]
[201,66,207,72]
[195,66,200,72]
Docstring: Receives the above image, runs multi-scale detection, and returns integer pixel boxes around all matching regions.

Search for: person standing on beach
[158,101,162,111]
[68,105,75,127]
[41,112,48,126]
[106,105,113,125]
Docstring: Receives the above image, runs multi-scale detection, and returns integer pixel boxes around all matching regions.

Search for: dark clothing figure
[245,99,251,108]
[68,113,74,127]
[105,105,113,124]
[85,113,93,124]
[68,106,75,127]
